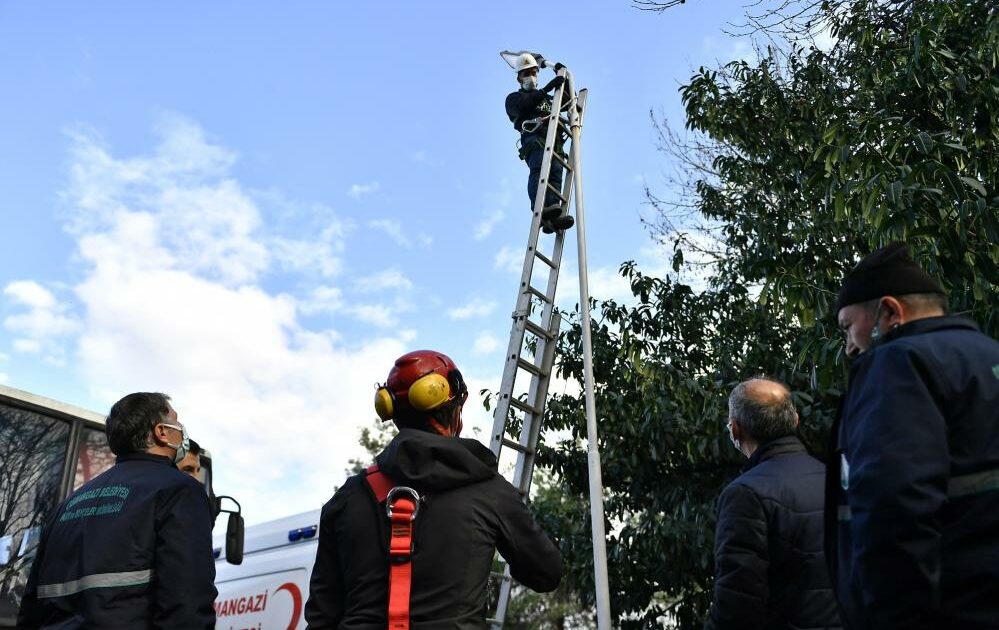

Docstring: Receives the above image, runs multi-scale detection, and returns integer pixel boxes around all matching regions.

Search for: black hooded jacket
[304,429,562,629]
[705,436,840,630]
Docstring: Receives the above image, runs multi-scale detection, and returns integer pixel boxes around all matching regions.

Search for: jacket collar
[116,452,175,467]
[743,435,806,472]
[876,314,978,347]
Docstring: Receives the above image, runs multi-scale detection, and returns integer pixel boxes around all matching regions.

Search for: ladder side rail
[490,78,572,457]
[511,309,562,494]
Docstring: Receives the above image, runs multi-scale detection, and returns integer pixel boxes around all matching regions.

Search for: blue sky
[0,1,754,525]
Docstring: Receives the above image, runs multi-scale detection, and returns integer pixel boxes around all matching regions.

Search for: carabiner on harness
[521,116,546,134]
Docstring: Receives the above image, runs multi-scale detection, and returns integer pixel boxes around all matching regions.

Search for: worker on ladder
[505,53,575,234]
[304,350,562,629]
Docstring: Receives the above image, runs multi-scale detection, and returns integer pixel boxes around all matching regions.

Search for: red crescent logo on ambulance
[276,582,303,630]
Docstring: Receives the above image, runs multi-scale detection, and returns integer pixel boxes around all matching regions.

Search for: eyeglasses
[158,422,184,433]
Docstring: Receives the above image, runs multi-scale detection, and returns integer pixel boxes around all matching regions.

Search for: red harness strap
[365,464,419,630]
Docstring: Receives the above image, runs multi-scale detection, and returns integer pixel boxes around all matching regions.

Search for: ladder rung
[526,285,552,304]
[516,357,548,378]
[551,150,572,171]
[508,398,542,418]
[545,182,568,204]
[502,436,534,453]
[524,319,555,341]
[490,571,512,581]
[533,249,556,269]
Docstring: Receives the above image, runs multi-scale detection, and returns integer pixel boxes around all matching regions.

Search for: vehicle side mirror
[225,512,244,565]
[214,495,244,565]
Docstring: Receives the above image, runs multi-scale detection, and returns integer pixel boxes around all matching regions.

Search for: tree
[536,1,999,626]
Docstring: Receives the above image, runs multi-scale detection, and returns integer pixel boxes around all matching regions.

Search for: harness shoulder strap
[365,463,394,502]
[364,464,419,630]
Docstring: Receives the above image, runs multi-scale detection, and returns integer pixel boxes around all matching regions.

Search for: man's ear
[150,423,170,446]
[729,419,743,441]
[880,295,905,327]
[794,412,800,429]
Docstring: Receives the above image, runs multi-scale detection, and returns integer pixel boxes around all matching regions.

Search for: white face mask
[521,76,538,91]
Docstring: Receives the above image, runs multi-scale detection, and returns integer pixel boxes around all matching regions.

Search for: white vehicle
[0,384,244,629]
[213,510,321,630]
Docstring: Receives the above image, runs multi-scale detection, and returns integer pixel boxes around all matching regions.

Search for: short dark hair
[106,392,172,455]
[188,439,202,457]
[728,378,798,444]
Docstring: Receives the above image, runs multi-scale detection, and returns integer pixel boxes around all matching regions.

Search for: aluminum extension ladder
[487,52,588,629]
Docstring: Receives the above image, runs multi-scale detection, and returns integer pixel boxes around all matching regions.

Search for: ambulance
[213,510,321,630]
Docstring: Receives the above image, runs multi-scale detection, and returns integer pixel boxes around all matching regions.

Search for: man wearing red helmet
[304,350,562,629]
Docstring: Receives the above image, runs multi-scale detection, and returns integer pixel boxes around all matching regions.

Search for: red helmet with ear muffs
[374,350,469,435]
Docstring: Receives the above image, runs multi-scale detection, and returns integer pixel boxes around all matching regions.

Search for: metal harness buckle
[385,486,421,521]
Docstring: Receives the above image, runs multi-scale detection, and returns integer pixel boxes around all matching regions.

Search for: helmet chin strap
[427,402,462,437]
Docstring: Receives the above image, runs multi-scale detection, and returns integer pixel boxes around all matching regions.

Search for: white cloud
[347,181,380,199]
[368,219,412,248]
[0,372,7,385]
[299,286,343,316]
[472,331,501,356]
[494,246,523,274]
[56,115,415,526]
[354,268,413,293]
[12,339,41,354]
[474,209,505,240]
[3,281,80,356]
[271,230,345,278]
[0,352,8,362]
[447,298,497,320]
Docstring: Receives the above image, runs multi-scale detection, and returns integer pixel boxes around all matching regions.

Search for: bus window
[73,426,115,490]
[0,403,71,625]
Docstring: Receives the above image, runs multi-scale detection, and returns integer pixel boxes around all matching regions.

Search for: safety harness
[365,464,421,630]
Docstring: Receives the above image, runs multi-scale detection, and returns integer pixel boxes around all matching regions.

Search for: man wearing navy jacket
[827,242,999,628]
[18,392,217,629]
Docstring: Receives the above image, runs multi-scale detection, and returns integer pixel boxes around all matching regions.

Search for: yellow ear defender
[374,373,453,421]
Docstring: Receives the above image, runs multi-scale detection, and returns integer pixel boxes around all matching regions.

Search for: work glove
[543,75,566,92]
[554,62,565,73]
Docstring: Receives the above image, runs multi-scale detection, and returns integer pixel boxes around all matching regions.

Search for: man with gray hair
[705,378,840,630]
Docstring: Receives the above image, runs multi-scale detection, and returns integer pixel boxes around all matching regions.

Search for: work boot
[544,215,574,233]
[542,206,563,221]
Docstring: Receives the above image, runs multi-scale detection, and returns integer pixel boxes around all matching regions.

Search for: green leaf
[914,131,933,154]
[888,180,903,206]
[961,176,987,196]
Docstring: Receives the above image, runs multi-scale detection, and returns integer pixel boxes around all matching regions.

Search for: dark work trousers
[524,132,564,211]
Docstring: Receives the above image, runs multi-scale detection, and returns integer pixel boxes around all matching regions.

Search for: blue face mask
[161,423,190,465]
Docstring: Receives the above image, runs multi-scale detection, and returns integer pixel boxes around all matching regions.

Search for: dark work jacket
[705,436,841,630]
[304,429,562,629]
[825,316,999,629]
[17,453,217,629]
[504,88,552,134]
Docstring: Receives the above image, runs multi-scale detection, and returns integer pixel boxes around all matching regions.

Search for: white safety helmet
[515,53,539,74]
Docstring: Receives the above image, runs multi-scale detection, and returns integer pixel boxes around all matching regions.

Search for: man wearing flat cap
[826,242,999,629]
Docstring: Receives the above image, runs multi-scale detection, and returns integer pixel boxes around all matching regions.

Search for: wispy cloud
[354,268,413,293]
[472,331,501,355]
[493,246,523,274]
[474,209,505,241]
[347,181,380,199]
[447,297,497,320]
[3,281,80,359]
[367,219,432,250]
